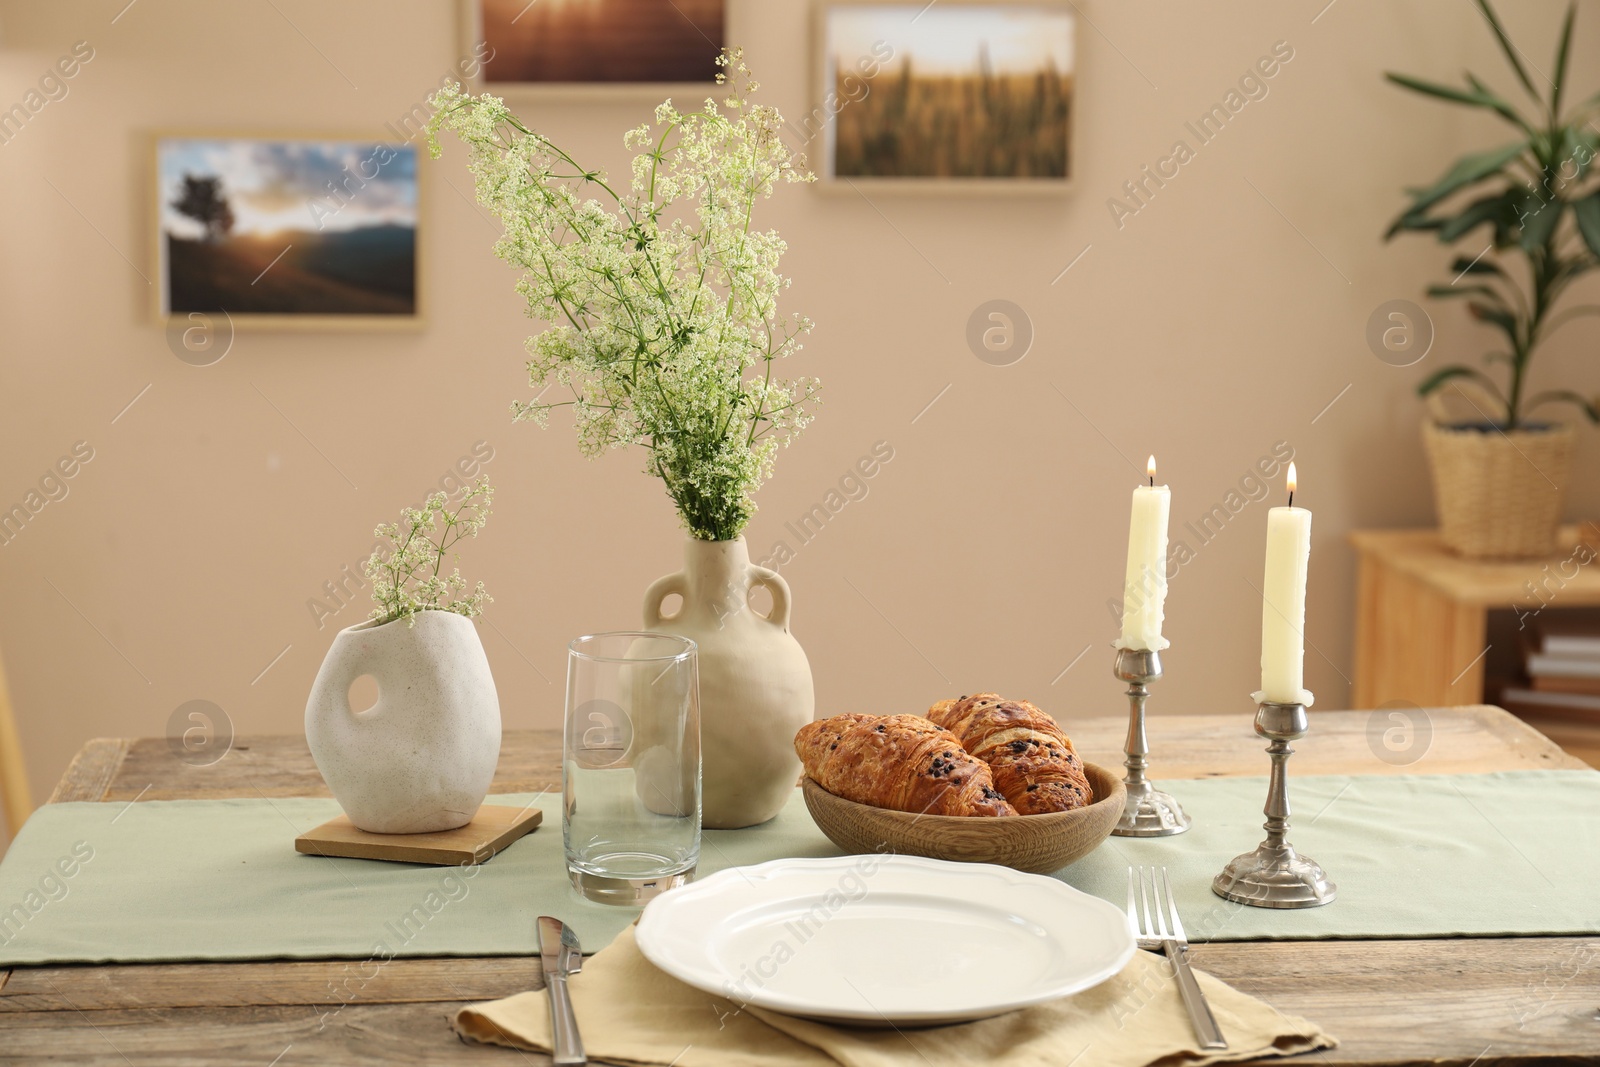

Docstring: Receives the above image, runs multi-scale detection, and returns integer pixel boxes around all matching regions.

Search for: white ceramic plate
[635,854,1135,1025]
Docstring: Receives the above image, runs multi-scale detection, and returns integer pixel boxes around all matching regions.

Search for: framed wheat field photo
[460,0,727,92]
[813,0,1075,190]
[152,133,422,330]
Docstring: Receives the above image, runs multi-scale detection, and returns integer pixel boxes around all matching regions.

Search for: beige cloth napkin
[454,927,1335,1067]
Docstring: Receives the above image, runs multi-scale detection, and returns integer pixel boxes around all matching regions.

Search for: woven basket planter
[1422,420,1575,559]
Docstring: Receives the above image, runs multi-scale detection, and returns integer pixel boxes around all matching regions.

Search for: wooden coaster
[295,804,543,866]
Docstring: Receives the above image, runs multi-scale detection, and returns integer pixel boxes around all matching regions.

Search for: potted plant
[427,52,819,829]
[305,478,500,833]
[1386,0,1600,558]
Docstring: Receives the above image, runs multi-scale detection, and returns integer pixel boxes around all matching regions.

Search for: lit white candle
[1117,456,1170,652]
[1259,463,1313,705]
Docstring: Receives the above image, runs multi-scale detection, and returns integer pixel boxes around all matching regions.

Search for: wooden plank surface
[1348,524,1600,607]
[80,705,1589,808]
[0,955,546,1012]
[0,938,1593,1065]
[1518,713,1600,769]
[2,710,1596,1067]
[47,737,128,804]
[99,731,564,801]
[1191,937,1600,1064]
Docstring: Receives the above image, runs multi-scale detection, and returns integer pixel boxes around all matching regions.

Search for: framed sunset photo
[152,134,422,330]
[814,0,1075,190]
[462,0,727,91]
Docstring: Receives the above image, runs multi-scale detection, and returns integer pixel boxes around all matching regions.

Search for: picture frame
[150,132,424,331]
[457,0,728,96]
[810,0,1076,193]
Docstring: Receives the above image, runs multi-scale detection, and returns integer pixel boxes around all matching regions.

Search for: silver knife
[537,916,586,1066]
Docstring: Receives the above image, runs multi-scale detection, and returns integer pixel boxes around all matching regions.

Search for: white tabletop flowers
[427,51,819,830]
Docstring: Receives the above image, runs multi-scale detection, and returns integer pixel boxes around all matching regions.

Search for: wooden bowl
[801,762,1126,875]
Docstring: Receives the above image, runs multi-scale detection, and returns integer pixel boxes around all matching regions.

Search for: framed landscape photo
[814,0,1075,191]
[461,0,726,92]
[152,134,422,330]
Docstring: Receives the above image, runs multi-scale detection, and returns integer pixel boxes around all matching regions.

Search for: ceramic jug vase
[305,610,501,834]
[644,537,814,829]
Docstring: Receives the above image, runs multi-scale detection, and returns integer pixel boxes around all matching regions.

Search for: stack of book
[1500,621,1600,720]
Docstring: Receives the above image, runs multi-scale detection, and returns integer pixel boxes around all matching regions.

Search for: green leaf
[1384,207,1447,240]
[1569,90,1600,123]
[1468,300,1522,344]
[1404,141,1529,215]
[1384,72,1532,133]
[1572,126,1598,178]
[1552,2,1577,116]
[1550,125,1596,185]
[1426,283,1504,302]
[1526,389,1600,423]
[1438,191,1519,241]
[1473,0,1540,100]
[1573,191,1600,258]
[1542,304,1600,339]
[1417,365,1496,397]
[1451,256,1505,276]
[1386,143,1528,239]
[1464,72,1538,133]
[1520,196,1563,250]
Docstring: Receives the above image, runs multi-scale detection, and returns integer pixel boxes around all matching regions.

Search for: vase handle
[306,628,381,735]
[643,571,689,627]
[749,566,792,632]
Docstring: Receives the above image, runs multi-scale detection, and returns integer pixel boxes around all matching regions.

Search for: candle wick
[1288,491,1294,508]
[1148,475,1154,487]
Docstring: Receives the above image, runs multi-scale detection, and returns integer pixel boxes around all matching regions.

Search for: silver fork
[1126,866,1227,1050]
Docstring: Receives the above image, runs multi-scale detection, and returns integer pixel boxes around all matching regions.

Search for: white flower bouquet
[427,51,818,541]
[364,477,493,626]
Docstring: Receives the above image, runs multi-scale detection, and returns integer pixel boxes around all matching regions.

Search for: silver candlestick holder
[1112,648,1191,837]
[1212,700,1337,909]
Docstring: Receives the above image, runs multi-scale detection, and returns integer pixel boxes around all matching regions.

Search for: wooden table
[1349,524,1600,709]
[2,708,1596,1065]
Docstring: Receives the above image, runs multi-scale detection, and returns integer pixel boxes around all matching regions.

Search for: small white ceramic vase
[305,610,501,833]
[644,537,814,829]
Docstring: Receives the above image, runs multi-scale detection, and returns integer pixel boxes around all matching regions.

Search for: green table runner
[0,770,1596,966]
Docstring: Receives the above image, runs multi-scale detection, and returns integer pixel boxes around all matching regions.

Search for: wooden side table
[1349,524,1600,709]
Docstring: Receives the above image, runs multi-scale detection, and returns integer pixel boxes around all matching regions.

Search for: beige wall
[1,0,1596,818]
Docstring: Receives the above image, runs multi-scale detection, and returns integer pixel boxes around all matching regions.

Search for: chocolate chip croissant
[795,713,1017,817]
[927,694,1093,814]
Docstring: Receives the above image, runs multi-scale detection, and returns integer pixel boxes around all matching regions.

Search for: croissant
[795,713,1017,817]
[926,694,1093,814]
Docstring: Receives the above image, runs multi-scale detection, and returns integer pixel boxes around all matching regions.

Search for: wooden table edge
[47,737,129,805]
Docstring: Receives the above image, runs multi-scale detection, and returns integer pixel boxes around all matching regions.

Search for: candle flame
[1147,455,1157,481]
[1287,462,1298,497]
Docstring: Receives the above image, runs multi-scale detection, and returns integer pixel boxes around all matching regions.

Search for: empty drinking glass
[564,632,700,905]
